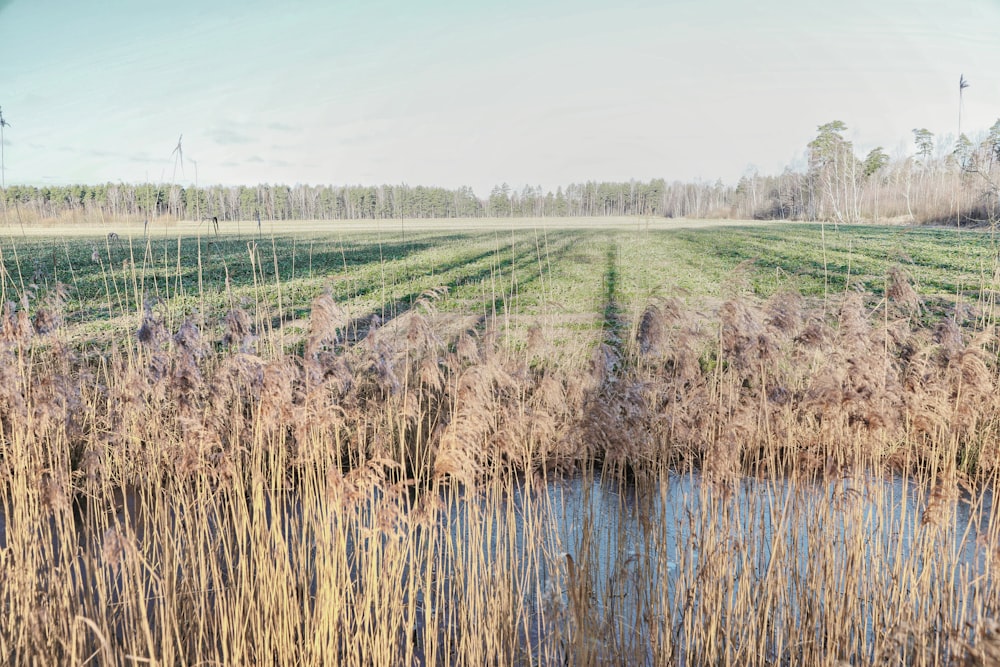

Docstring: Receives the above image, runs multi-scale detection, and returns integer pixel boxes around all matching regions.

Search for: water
[532,472,997,663]
[1,470,996,663]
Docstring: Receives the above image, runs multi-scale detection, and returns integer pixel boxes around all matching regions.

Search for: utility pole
[0,106,10,189]
[958,74,969,138]
[958,75,969,227]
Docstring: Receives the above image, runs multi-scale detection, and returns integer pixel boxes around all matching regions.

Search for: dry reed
[1,266,999,665]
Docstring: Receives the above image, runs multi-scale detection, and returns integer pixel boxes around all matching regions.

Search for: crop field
[2,216,1000,665]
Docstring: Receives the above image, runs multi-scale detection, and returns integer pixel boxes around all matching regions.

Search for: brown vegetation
[2,262,1000,664]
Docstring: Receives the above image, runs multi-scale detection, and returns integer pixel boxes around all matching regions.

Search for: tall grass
[1,224,1000,664]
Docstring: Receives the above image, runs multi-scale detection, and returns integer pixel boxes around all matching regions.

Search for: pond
[1,468,996,664]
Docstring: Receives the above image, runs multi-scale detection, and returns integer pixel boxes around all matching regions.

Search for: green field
[5,217,999,349]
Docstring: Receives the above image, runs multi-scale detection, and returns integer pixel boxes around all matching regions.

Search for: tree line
[0,179,731,222]
[731,119,1000,225]
[2,119,999,225]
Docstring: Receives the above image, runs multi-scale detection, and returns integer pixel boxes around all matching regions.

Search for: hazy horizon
[2,0,999,197]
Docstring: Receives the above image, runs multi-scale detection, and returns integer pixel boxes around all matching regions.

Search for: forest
[3,120,999,225]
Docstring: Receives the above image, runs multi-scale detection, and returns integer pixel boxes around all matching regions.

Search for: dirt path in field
[2,216,789,239]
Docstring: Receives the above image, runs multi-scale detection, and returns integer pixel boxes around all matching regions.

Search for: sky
[1,0,999,197]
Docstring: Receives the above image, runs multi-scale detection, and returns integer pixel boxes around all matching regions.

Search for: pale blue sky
[1,0,999,196]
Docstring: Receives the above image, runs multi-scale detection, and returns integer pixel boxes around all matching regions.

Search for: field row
[3,220,998,350]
